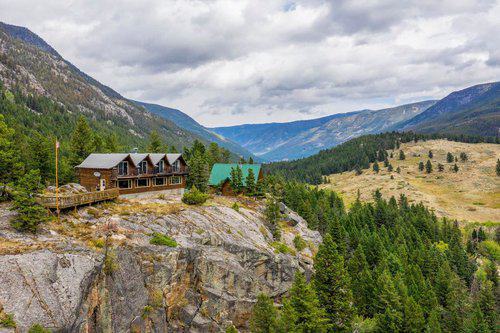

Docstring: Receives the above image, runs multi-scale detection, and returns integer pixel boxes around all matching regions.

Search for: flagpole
[55,139,60,222]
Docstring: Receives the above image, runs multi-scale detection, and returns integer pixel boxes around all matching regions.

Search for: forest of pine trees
[250,178,498,332]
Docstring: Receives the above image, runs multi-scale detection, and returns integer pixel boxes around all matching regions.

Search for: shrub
[142,305,153,319]
[232,202,240,211]
[182,186,209,205]
[293,235,307,252]
[478,240,500,261]
[271,241,295,255]
[150,232,177,247]
[0,312,16,328]
[28,324,51,333]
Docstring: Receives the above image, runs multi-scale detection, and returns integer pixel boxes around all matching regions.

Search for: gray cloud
[0,0,499,126]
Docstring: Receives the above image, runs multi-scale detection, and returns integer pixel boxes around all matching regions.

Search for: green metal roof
[208,163,261,186]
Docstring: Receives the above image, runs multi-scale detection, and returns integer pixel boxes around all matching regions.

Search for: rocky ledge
[0,194,320,332]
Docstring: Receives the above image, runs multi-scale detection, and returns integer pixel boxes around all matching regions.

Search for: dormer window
[139,160,148,174]
[157,160,164,173]
[118,161,128,175]
[172,160,180,172]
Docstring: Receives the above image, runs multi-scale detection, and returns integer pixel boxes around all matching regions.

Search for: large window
[172,160,180,172]
[136,178,150,187]
[170,176,182,185]
[155,160,164,173]
[139,160,148,174]
[118,161,128,175]
[154,177,166,186]
[118,179,132,189]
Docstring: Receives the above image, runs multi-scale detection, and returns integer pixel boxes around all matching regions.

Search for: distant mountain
[213,101,436,161]
[395,82,500,137]
[133,101,256,159]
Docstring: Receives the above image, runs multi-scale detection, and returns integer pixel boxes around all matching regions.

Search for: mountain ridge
[213,100,436,161]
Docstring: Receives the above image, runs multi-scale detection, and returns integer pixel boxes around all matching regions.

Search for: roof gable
[208,164,261,186]
[149,153,167,165]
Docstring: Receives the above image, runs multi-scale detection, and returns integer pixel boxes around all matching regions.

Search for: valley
[321,139,500,223]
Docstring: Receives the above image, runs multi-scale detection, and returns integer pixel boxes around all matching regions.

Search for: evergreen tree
[354,165,362,175]
[453,163,459,173]
[104,133,119,152]
[418,161,424,172]
[375,271,403,332]
[248,156,254,164]
[403,297,425,332]
[428,150,433,159]
[438,163,444,172]
[264,197,281,240]
[426,309,442,333]
[396,166,401,173]
[496,159,500,176]
[70,115,94,166]
[446,152,454,163]
[10,170,49,232]
[387,163,393,172]
[399,150,406,160]
[207,142,221,167]
[28,133,52,183]
[245,168,256,195]
[373,161,380,173]
[313,234,354,330]
[287,272,330,332]
[0,115,23,198]
[147,130,163,153]
[460,152,468,162]
[188,153,209,192]
[249,294,278,333]
[230,166,244,193]
[426,160,433,173]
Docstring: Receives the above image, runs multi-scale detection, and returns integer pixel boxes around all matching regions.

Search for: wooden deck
[37,188,120,209]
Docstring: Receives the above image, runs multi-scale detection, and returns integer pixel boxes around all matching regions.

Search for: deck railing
[36,188,120,209]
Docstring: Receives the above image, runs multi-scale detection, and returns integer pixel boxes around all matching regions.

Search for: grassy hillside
[320,140,499,223]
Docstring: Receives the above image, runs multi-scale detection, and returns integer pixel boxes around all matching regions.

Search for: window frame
[139,160,148,174]
[118,161,128,175]
[172,160,180,172]
[170,176,182,185]
[136,178,150,188]
[154,177,166,186]
[118,179,132,189]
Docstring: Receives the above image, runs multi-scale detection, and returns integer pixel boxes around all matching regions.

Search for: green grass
[0,313,16,328]
[150,233,178,247]
[293,235,307,251]
[271,241,296,255]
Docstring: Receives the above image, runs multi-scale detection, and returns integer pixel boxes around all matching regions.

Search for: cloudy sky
[1,0,499,126]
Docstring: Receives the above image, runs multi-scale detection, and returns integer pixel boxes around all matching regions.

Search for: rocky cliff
[0,194,320,332]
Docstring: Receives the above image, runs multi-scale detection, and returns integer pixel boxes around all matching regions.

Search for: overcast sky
[1,0,499,127]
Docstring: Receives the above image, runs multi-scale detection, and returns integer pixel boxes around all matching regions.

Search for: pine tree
[249,294,278,333]
[104,133,119,152]
[496,159,500,176]
[207,142,221,167]
[419,161,424,172]
[446,152,454,163]
[188,153,209,192]
[403,297,425,332]
[28,133,52,183]
[10,170,49,232]
[246,168,256,195]
[70,116,94,166]
[230,166,244,193]
[428,150,433,159]
[426,160,433,173]
[375,271,403,332]
[453,163,459,173]
[438,163,444,172]
[373,161,380,173]
[399,150,406,160]
[313,234,354,330]
[0,115,23,198]
[426,309,442,333]
[147,130,164,153]
[287,272,330,332]
[264,197,281,240]
[460,152,468,162]
[354,165,362,175]
[396,166,401,173]
[248,156,254,164]
[383,157,389,167]
[388,163,393,172]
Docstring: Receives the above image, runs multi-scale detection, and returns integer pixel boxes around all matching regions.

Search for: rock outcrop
[0,195,320,332]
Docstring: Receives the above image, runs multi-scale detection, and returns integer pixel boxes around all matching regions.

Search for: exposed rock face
[0,196,321,332]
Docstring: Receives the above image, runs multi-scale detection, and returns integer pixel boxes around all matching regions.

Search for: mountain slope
[0,22,217,151]
[213,101,435,161]
[396,81,500,137]
[133,100,256,159]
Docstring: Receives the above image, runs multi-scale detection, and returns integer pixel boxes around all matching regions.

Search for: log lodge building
[75,153,188,194]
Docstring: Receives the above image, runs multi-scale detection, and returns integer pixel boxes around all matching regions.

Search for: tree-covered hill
[264,132,498,184]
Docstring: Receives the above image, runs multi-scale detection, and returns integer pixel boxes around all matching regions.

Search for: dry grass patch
[110,202,183,216]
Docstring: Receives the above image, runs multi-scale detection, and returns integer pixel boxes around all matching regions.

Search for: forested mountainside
[395,81,500,137]
[134,100,256,160]
[0,22,225,152]
[265,131,498,184]
[213,101,435,161]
